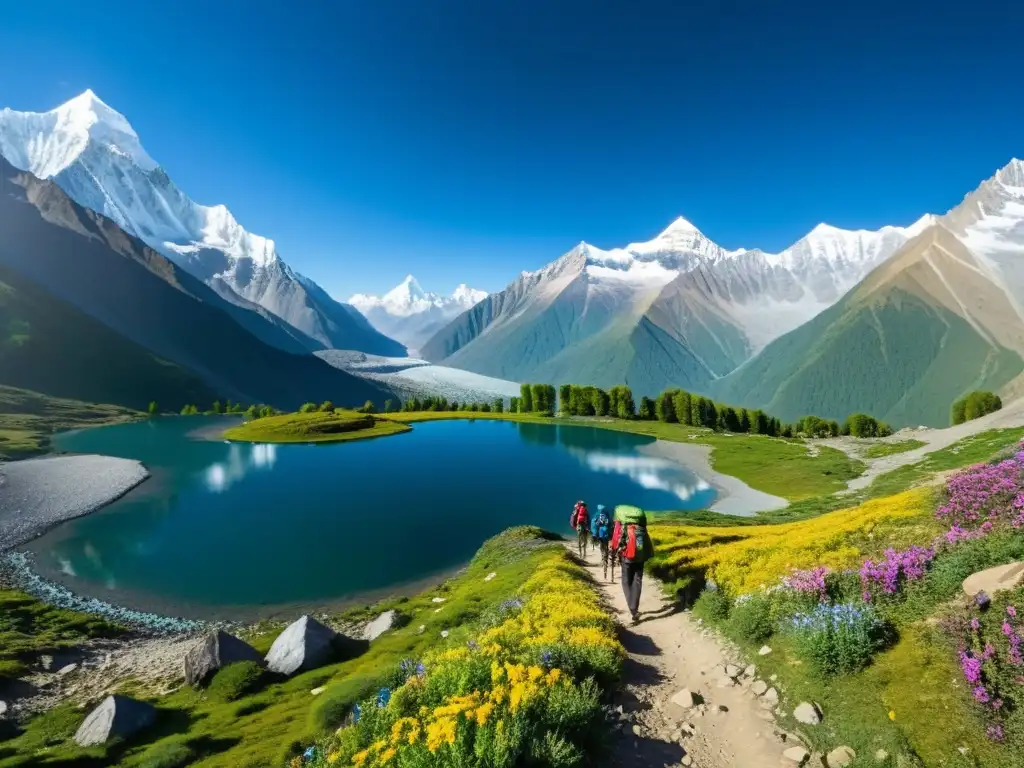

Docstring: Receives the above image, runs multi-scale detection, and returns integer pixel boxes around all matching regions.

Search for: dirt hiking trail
[569,542,810,768]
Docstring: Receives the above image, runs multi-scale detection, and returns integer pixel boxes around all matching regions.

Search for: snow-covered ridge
[349,275,487,317]
[0,90,281,268]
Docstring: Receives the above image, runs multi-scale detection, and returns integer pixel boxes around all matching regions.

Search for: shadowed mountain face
[0,157,391,410]
[0,263,217,411]
[713,225,1024,427]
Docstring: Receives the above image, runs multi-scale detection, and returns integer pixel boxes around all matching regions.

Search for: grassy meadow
[223,410,411,444]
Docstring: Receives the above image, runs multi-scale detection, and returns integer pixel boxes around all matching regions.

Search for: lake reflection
[30,417,716,618]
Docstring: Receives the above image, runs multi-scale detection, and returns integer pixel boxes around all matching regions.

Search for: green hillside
[0,264,217,412]
[715,287,1024,427]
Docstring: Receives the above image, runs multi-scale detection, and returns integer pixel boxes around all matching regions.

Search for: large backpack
[590,508,611,541]
[570,503,589,529]
[611,505,654,561]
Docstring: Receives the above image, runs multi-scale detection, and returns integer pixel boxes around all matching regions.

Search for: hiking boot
[630,613,640,626]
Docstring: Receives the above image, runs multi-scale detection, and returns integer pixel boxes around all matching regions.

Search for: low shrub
[207,661,266,702]
[138,739,195,768]
[309,674,384,733]
[789,602,889,676]
[727,593,774,644]
[692,586,731,623]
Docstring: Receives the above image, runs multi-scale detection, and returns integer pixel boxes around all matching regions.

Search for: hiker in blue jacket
[590,504,614,581]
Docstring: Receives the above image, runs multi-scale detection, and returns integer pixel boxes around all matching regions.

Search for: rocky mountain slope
[350,275,486,350]
[0,156,390,409]
[421,216,929,395]
[0,90,404,356]
[715,159,1024,427]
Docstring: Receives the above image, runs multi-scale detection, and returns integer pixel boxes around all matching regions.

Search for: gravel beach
[0,454,149,551]
[640,439,789,516]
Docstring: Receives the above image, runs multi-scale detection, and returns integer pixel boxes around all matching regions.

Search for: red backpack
[570,503,588,528]
[612,522,652,562]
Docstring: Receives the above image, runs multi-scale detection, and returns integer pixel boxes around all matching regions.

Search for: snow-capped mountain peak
[349,276,489,349]
[0,91,405,355]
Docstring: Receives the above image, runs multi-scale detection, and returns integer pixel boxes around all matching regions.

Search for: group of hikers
[569,499,654,625]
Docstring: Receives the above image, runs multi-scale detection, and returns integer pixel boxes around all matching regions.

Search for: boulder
[362,610,399,642]
[782,746,810,766]
[671,688,699,709]
[74,695,156,747]
[184,630,263,686]
[759,645,773,656]
[793,701,822,725]
[751,680,769,696]
[743,664,757,677]
[762,687,780,706]
[825,746,856,767]
[724,664,741,678]
[962,562,1024,598]
[265,615,348,676]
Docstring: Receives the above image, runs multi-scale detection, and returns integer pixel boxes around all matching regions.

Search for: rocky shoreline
[0,454,150,553]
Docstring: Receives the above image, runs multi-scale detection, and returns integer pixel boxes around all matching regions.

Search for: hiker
[570,500,590,558]
[610,504,654,625]
[590,504,614,581]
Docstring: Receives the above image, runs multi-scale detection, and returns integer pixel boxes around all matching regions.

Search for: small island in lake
[222,407,411,444]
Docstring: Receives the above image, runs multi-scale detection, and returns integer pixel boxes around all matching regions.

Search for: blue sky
[0,1,1021,298]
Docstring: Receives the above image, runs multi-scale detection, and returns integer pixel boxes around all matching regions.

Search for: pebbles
[0,455,149,552]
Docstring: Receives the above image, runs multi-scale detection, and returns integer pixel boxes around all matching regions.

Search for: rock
[874,749,890,763]
[57,663,78,676]
[431,597,447,603]
[484,572,497,582]
[671,730,682,742]
[962,561,1024,598]
[0,701,7,717]
[724,664,741,678]
[632,724,643,737]
[681,756,693,767]
[681,722,696,735]
[39,654,54,671]
[759,646,772,656]
[825,746,856,767]
[184,630,263,686]
[440,630,450,638]
[715,704,728,713]
[743,664,756,677]
[362,610,399,641]
[793,702,822,725]
[310,686,326,696]
[770,674,778,681]
[715,675,735,688]
[671,688,699,708]
[762,687,780,706]
[265,615,352,676]
[74,695,156,747]
[751,680,769,696]
[782,746,809,766]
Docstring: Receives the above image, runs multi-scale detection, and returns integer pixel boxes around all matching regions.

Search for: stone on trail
[825,746,856,767]
[681,755,693,767]
[724,664,741,679]
[57,663,78,676]
[761,687,780,706]
[743,663,756,677]
[362,610,399,641]
[74,694,156,746]
[265,615,354,676]
[184,629,263,685]
[759,645,773,656]
[962,562,1024,598]
[751,679,769,696]
[781,745,810,766]
[793,702,822,725]
[670,688,699,708]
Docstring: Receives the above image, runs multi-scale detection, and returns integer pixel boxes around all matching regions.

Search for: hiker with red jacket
[610,505,655,625]
[570,500,590,558]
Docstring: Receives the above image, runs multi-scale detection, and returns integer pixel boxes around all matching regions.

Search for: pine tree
[520,384,534,413]
[147,401,158,416]
[672,390,692,426]
[656,390,678,423]
[639,396,656,420]
[559,384,571,414]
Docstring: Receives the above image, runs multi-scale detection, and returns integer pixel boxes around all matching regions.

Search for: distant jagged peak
[995,157,1024,188]
[350,275,487,317]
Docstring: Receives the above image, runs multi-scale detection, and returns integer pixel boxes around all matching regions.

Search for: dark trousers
[620,558,644,617]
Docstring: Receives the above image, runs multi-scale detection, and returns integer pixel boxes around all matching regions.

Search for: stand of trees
[951,391,1002,425]
[399,395,506,413]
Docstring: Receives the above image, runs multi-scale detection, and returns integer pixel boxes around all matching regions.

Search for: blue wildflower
[376,687,392,708]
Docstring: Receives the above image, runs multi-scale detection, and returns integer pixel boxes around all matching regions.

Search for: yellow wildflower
[475,701,495,726]
[528,665,544,682]
[353,750,370,768]
[379,747,397,763]
[327,752,340,764]
[546,668,562,686]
